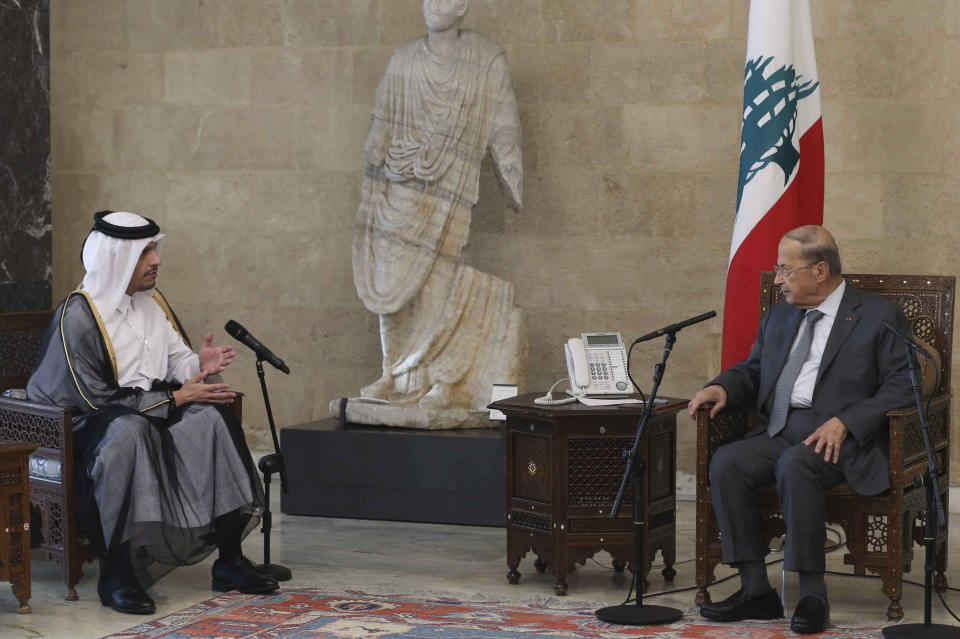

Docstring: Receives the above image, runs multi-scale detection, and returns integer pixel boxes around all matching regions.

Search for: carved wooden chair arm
[884,393,951,488]
[0,397,73,486]
[0,393,244,447]
[695,403,756,456]
[0,392,245,484]
[695,403,760,487]
[884,393,950,422]
[0,397,71,453]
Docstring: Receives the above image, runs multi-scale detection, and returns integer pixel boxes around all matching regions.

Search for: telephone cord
[534,378,579,405]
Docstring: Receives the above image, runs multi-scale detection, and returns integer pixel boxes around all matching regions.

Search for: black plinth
[883,624,960,639]
[281,418,506,526]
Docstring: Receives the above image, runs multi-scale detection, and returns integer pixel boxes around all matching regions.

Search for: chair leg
[695,555,719,605]
[881,514,905,622]
[694,498,718,605]
[887,600,904,622]
[65,534,84,601]
[881,566,904,622]
[65,555,81,601]
[695,586,712,605]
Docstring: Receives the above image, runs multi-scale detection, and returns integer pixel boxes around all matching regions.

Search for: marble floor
[2,478,960,638]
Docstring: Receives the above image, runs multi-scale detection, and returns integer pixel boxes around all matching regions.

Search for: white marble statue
[344,0,526,428]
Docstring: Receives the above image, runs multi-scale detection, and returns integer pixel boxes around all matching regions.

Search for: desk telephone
[536,332,631,405]
[567,332,631,395]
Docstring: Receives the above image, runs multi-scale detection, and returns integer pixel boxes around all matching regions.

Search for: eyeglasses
[772,263,815,278]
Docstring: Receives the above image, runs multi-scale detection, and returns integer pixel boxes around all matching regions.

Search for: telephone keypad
[576,332,630,395]
[588,355,613,383]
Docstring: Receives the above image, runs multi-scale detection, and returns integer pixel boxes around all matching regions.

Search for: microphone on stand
[595,310,715,628]
[222,319,292,582]
[224,320,290,374]
[633,311,717,343]
[879,320,957,639]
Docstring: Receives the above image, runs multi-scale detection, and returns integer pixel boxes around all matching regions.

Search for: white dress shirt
[789,279,846,408]
[104,292,200,390]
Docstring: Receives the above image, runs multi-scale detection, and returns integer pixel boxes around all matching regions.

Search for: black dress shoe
[99,585,157,615]
[699,587,784,622]
[212,556,279,594]
[791,595,830,634]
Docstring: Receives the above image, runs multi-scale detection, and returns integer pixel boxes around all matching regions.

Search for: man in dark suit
[688,225,913,634]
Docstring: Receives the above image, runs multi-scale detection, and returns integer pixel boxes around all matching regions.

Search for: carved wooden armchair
[0,310,90,600]
[0,310,243,601]
[695,274,954,621]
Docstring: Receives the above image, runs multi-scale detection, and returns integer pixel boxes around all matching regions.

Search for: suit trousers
[709,408,844,572]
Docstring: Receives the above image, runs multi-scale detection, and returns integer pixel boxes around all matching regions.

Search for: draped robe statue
[348,6,526,427]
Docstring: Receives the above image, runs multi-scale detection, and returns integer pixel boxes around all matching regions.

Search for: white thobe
[104,292,200,390]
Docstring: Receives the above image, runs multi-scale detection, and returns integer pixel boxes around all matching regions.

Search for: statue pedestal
[280,417,505,526]
[329,397,494,430]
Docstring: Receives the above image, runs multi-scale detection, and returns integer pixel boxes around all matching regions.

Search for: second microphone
[224,320,290,374]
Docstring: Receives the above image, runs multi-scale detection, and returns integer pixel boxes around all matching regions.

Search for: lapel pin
[845,316,852,321]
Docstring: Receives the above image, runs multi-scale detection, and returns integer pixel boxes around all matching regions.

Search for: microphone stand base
[595,603,682,626]
[883,624,960,639]
[255,563,292,582]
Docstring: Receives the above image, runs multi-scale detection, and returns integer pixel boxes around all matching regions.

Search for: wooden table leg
[12,583,30,614]
[0,444,36,613]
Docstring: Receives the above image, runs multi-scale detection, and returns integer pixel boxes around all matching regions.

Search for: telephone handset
[565,338,590,391]
[536,332,632,405]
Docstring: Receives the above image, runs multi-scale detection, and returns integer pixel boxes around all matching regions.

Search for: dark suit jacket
[710,282,914,495]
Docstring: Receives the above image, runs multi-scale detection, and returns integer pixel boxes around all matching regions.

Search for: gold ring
[826,443,834,447]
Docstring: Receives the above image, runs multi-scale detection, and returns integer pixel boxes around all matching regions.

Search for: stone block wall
[49,0,960,478]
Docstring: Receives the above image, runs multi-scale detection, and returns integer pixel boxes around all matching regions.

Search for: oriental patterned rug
[103,587,887,638]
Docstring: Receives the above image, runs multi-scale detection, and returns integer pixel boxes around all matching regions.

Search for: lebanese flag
[721,0,824,369]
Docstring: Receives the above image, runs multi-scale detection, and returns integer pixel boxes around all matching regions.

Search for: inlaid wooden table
[0,441,36,613]
[489,392,685,596]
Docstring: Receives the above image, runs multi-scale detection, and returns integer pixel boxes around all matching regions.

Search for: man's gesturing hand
[199,332,236,375]
[803,417,848,464]
[173,371,236,406]
[687,385,727,421]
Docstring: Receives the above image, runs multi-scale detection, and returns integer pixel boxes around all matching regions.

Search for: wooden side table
[0,442,36,613]
[490,393,684,596]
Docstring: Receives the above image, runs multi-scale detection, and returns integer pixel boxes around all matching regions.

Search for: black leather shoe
[99,585,156,615]
[791,595,830,634]
[212,556,279,594]
[699,587,783,622]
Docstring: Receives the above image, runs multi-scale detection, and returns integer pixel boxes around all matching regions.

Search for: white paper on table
[489,383,519,421]
[575,396,669,407]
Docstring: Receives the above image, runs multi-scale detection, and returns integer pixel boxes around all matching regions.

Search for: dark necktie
[767,310,824,437]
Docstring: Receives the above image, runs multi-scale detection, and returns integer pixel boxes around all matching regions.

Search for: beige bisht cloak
[353,30,526,413]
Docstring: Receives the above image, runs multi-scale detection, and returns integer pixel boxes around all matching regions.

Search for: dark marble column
[0,0,51,312]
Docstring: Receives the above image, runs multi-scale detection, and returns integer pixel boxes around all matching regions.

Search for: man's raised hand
[199,332,236,375]
[173,371,236,406]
